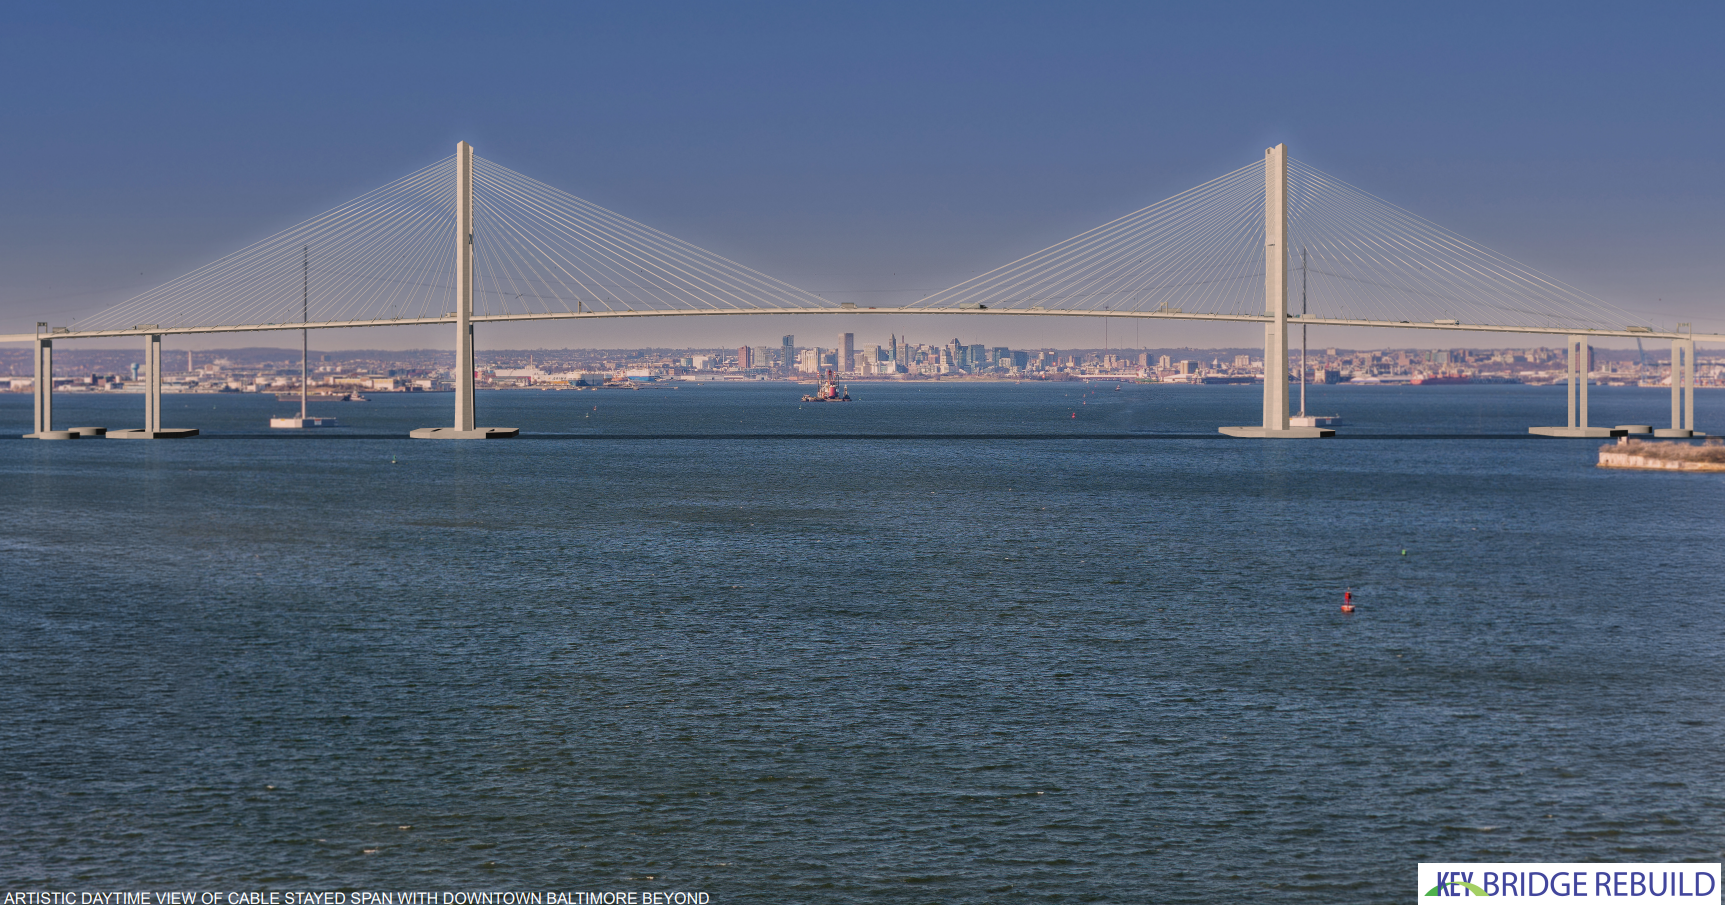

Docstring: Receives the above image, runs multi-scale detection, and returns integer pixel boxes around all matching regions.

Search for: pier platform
[1219,426,1334,438]
[109,428,200,439]
[410,427,519,439]
[1529,426,1625,438]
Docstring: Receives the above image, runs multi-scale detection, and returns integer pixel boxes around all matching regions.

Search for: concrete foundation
[1220,425,1334,438]
[1529,426,1625,438]
[1653,428,1705,438]
[68,426,107,437]
[1615,424,1653,434]
[271,417,338,428]
[24,430,79,440]
[409,427,518,439]
[109,428,200,439]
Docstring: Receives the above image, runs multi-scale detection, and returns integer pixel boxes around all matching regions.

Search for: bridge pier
[1221,143,1331,439]
[1530,335,1622,437]
[22,336,76,439]
[110,333,198,439]
[414,141,516,440]
[1654,338,1698,437]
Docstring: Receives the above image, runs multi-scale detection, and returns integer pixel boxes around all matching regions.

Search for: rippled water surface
[3,383,1723,901]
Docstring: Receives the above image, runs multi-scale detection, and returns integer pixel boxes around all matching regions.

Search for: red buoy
[1340,604,1355,614]
[1344,589,1352,602]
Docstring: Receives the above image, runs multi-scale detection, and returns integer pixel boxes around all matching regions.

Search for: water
[3,383,1723,901]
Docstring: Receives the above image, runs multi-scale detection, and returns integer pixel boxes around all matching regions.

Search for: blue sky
[2,1,1721,350]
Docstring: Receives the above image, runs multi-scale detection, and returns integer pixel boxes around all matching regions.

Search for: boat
[1411,374,1471,385]
[801,369,851,402]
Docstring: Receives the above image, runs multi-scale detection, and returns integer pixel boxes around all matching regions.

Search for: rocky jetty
[1598,437,1725,472]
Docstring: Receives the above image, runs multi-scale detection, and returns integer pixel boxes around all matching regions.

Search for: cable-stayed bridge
[8,142,1714,439]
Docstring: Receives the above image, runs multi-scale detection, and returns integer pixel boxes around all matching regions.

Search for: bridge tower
[1220,144,1331,438]
[1263,142,1289,431]
[412,141,516,439]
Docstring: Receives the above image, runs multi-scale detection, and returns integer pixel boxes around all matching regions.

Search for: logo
[1418,863,1720,903]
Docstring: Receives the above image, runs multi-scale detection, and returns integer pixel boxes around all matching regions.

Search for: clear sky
[2,1,1721,352]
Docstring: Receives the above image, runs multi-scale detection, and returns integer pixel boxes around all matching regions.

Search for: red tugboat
[802,369,851,402]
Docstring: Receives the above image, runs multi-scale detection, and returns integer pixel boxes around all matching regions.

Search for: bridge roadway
[3,306,1716,344]
[5,306,1713,442]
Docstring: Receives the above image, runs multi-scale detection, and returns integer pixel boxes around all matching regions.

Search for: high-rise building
[840,333,855,373]
[1158,354,1172,370]
[781,335,796,373]
[737,346,753,369]
[752,346,772,371]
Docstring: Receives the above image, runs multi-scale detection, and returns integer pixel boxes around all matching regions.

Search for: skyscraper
[781,335,795,374]
[839,333,855,373]
[737,346,753,369]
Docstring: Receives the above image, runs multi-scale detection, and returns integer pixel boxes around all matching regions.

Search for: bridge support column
[37,338,50,434]
[110,333,197,438]
[1221,143,1330,438]
[23,337,74,439]
[148,333,161,433]
[414,141,516,439]
[1532,335,1621,437]
[1655,337,1698,437]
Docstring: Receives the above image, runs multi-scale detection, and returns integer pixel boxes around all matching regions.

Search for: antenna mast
[1299,247,1307,417]
[301,245,309,421]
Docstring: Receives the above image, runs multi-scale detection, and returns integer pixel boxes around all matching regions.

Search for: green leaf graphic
[1425,880,1490,896]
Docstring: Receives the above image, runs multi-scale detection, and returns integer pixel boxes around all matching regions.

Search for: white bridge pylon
[7,142,1714,439]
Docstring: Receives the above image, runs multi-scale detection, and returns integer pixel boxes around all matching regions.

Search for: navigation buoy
[1400,549,1407,556]
[1340,604,1355,614]
[1344,589,1352,602]
[1071,412,1077,418]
